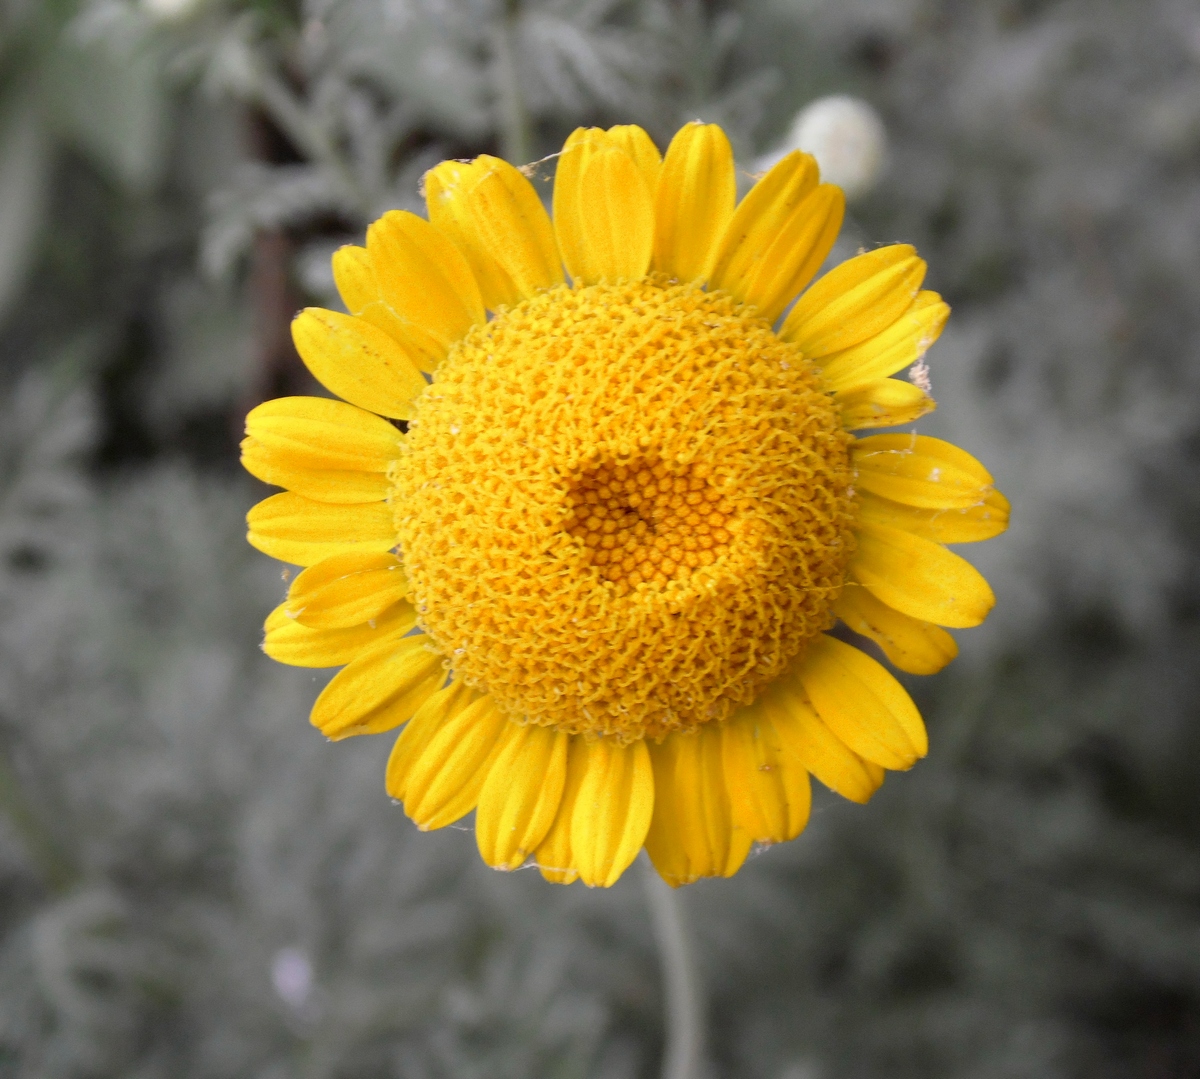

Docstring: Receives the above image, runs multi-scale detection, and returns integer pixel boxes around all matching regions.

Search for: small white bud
[271,946,314,1009]
[140,0,202,21]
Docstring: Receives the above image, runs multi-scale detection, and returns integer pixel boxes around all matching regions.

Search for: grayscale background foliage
[1,0,1199,1076]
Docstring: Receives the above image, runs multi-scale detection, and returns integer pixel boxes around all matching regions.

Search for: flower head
[242,123,1008,887]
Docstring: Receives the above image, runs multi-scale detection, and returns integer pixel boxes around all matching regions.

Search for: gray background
[0,0,1198,1076]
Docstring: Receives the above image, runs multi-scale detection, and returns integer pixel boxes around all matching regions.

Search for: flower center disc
[394,278,856,741]
[564,458,737,590]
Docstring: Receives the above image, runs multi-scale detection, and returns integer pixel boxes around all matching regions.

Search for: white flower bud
[271,946,314,1009]
[140,0,202,22]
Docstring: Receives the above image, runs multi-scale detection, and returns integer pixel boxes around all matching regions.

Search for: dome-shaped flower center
[393,277,856,741]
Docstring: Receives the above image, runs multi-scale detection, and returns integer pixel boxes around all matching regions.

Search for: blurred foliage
[1,0,1199,1077]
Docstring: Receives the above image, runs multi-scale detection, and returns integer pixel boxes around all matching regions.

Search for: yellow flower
[242,123,1008,888]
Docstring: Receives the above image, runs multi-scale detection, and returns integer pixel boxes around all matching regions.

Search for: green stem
[491,0,531,165]
[0,751,76,893]
[641,853,706,1079]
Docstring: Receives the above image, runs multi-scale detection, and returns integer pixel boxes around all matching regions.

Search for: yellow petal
[836,378,936,430]
[819,291,949,392]
[331,244,376,314]
[291,309,426,420]
[552,127,608,282]
[465,155,564,298]
[606,124,661,193]
[366,210,484,370]
[853,433,995,509]
[570,737,654,888]
[246,492,395,567]
[476,724,569,870]
[720,706,812,843]
[244,396,404,472]
[834,581,958,675]
[242,395,401,505]
[712,152,816,280]
[555,133,653,285]
[857,488,1010,544]
[263,599,417,668]
[756,677,883,804]
[645,726,752,887]
[796,634,928,770]
[310,633,445,741]
[332,243,448,364]
[240,440,390,503]
[782,245,926,357]
[285,551,409,629]
[851,520,996,629]
[424,160,522,311]
[579,146,654,282]
[710,152,845,324]
[386,679,481,800]
[535,736,589,885]
[653,122,736,283]
[403,695,508,830]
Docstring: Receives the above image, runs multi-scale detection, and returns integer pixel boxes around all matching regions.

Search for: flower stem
[641,853,706,1079]
[491,0,531,165]
[0,751,76,894]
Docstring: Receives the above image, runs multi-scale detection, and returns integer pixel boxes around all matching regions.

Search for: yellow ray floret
[570,738,655,888]
[554,127,655,285]
[459,156,563,298]
[331,244,440,360]
[645,725,753,887]
[833,584,959,675]
[423,162,523,311]
[653,122,735,283]
[857,487,1010,544]
[534,741,591,884]
[850,521,996,628]
[310,633,445,741]
[818,290,950,392]
[721,705,813,844]
[476,723,569,871]
[752,679,884,804]
[402,696,508,830]
[263,600,417,668]
[241,120,1008,889]
[366,210,485,369]
[795,634,928,770]
[852,433,995,509]
[836,379,936,430]
[709,151,844,323]
[242,395,404,504]
[606,124,662,192]
[291,309,426,419]
[284,550,410,629]
[247,492,395,566]
[782,244,925,356]
[386,679,481,800]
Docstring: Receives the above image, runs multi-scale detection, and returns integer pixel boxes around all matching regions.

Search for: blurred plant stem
[491,0,531,164]
[250,65,366,214]
[0,750,76,894]
[641,853,705,1079]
